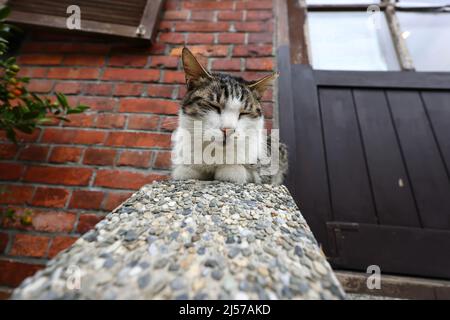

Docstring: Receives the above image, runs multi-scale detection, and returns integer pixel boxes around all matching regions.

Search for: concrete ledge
[337,270,450,300]
[12,180,345,300]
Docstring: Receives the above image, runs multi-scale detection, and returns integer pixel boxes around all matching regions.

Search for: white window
[308,12,399,71]
[398,12,450,72]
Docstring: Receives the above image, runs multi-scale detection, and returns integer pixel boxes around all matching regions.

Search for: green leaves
[0,6,11,21]
[0,6,90,143]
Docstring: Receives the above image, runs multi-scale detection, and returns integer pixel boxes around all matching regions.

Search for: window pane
[397,0,450,7]
[306,0,379,4]
[308,12,400,71]
[398,13,450,72]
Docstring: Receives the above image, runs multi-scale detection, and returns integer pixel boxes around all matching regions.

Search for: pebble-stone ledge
[12,180,345,300]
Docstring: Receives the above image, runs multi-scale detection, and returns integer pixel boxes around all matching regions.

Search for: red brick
[83,148,116,166]
[263,88,273,101]
[95,169,167,190]
[190,11,214,21]
[0,144,18,159]
[248,33,273,44]
[14,129,42,143]
[218,11,243,21]
[102,68,160,82]
[150,56,179,68]
[10,234,50,258]
[218,33,246,44]
[0,185,34,205]
[212,59,241,71]
[246,11,273,21]
[54,81,83,94]
[174,22,230,32]
[31,211,76,233]
[96,114,126,129]
[0,163,23,180]
[105,132,171,148]
[164,10,190,20]
[18,145,49,162]
[263,102,274,118]
[21,42,108,54]
[49,146,82,163]
[108,55,148,67]
[246,57,274,71]
[265,119,273,131]
[235,22,271,33]
[114,83,144,96]
[149,43,166,55]
[62,113,96,128]
[17,67,47,78]
[236,0,273,9]
[103,191,133,211]
[47,68,100,80]
[23,165,93,186]
[240,71,272,81]
[83,83,113,96]
[69,190,105,209]
[178,86,187,99]
[163,71,186,84]
[159,32,185,44]
[31,187,70,208]
[18,54,62,65]
[170,45,228,57]
[0,233,8,254]
[128,115,160,130]
[160,116,178,132]
[117,150,152,168]
[158,21,173,31]
[183,1,234,10]
[48,236,77,258]
[187,33,215,44]
[0,260,44,287]
[62,55,105,66]
[41,128,106,145]
[1,209,76,233]
[154,151,172,169]
[147,85,175,98]
[27,79,53,93]
[77,214,104,234]
[119,98,179,114]
[77,97,116,112]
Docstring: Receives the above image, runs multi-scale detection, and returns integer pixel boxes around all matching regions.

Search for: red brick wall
[0,0,275,297]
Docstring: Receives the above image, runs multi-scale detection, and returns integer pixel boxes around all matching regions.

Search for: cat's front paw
[172,165,204,181]
[214,165,249,184]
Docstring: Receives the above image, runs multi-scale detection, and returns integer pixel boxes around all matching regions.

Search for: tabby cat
[171,48,288,184]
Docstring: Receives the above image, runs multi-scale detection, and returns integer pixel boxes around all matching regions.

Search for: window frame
[287,0,450,72]
[2,0,164,43]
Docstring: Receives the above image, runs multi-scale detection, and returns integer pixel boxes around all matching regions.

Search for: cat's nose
[221,127,234,137]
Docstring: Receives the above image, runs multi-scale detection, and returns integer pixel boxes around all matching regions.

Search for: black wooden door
[278,47,450,279]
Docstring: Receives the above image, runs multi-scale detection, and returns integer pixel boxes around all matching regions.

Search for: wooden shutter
[4,0,164,42]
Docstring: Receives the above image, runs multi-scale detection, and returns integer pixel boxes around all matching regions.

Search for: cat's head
[179,47,277,143]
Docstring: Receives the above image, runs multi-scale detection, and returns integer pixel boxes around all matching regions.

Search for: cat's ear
[182,47,211,88]
[248,72,279,98]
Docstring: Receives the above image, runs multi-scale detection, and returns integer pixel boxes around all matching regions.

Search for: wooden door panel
[277,61,450,278]
[387,90,450,229]
[328,222,450,279]
[421,92,450,173]
[353,89,420,227]
[319,88,377,224]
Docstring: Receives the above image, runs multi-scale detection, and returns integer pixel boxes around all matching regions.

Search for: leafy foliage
[0,6,89,143]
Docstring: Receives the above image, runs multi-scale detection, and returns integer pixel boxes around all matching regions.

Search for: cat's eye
[239,112,251,119]
[208,103,221,114]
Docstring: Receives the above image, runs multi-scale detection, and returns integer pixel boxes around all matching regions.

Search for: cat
[171,47,288,185]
